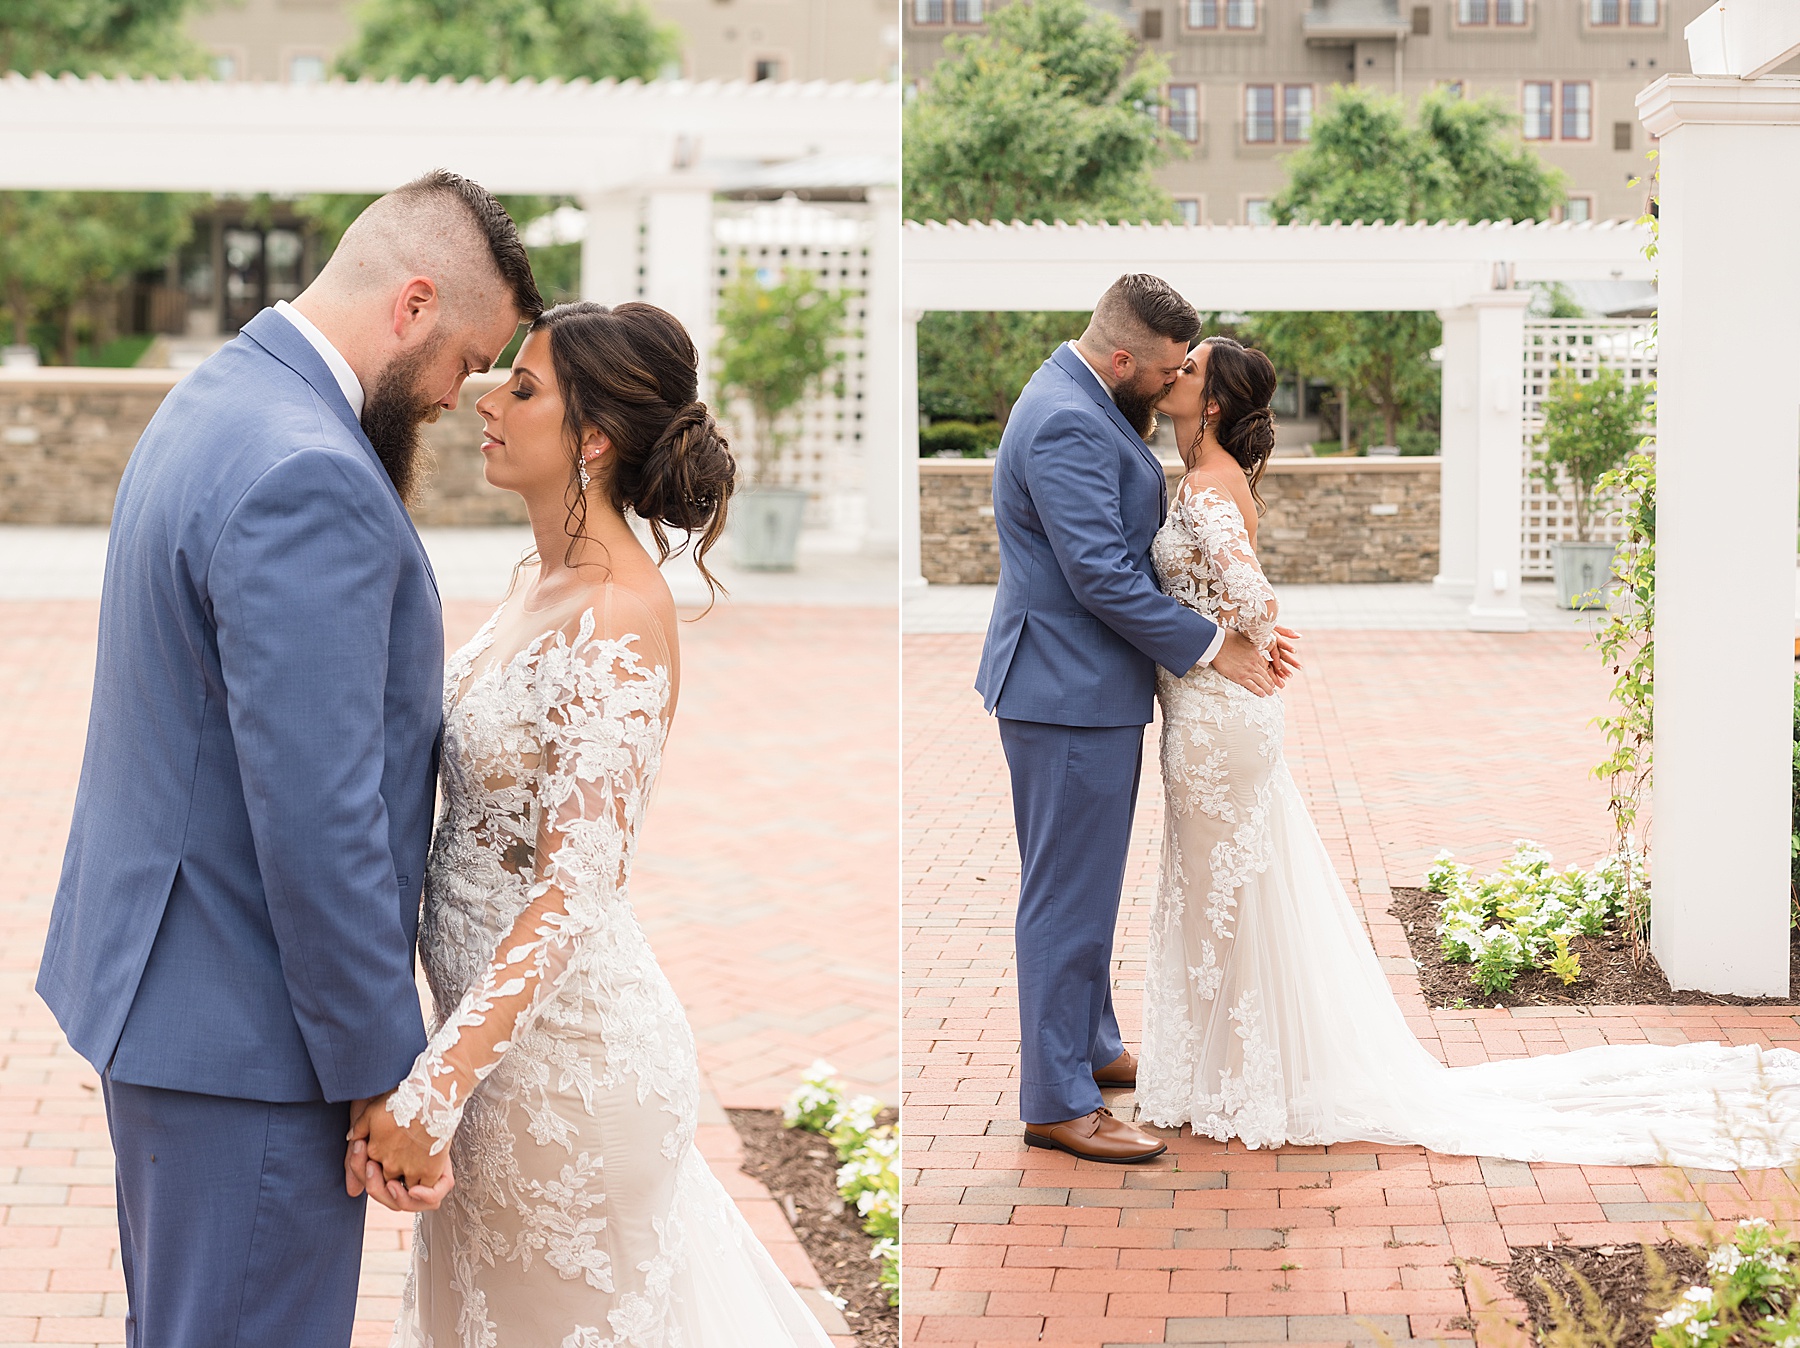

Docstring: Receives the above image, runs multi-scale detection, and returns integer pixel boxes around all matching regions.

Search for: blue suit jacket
[39,308,440,1104]
[975,343,1219,728]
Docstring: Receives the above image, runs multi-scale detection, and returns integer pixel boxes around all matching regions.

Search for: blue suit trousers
[998,717,1145,1124]
[103,1074,366,1347]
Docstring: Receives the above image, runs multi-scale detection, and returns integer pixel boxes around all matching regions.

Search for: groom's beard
[361,345,443,506]
[1112,379,1165,440]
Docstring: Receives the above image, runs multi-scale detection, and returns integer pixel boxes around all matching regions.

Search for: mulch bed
[1390,887,1800,1009]
[1505,1240,1706,1348]
[728,1107,898,1348]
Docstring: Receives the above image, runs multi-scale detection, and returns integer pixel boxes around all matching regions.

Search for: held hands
[1210,626,1304,697]
[345,1094,455,1212]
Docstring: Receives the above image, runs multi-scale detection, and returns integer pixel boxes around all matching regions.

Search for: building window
[1412,5,1431,35]
[753,56,783,81]
[1522,81,1554,140]
[1167,85,1200,142]
[1591,0,1655,21]
[1186,0,1219,26]
[1438,79,1466,98]
[913,0,944,23]
[1457,0,1488,21]
[1283,85,1313,142]
[1563,195,1595,223]
[1226,0,1257,28]
[1613,120,1633,151]
[1174,198,1202,225]
[288,53,326,83]
[1244,85,1276,143]
[1495,0,1526,23]
[1460,0,1527,23]
[1561,81,1592,140]
[210,52,239,81]
[953,0,984,22]
[1244,198,1273,225]
[1589,0,1619,20]
[1142,7,1163,39]
[1629,0,1657,21]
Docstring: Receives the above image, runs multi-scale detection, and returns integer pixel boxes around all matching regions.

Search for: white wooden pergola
[0,73,903,548]
[901,218,1654,630]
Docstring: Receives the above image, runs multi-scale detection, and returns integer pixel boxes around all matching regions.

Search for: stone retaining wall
[0,368,527,527]
[920,455,1441,585]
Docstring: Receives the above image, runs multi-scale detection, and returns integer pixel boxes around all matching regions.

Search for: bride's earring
[578,455,593,491]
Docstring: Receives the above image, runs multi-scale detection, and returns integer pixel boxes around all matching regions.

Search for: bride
[1139,335,1800,1169]
[345,302,834,1347]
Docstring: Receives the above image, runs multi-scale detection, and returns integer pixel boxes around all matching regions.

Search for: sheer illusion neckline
[453,580,675,712]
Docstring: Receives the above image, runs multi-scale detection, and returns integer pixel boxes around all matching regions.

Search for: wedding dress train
[390,583,832,1348]
[1139,482,1800,1169]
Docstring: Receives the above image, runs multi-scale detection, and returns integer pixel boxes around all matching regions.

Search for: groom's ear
[391,277,440,340]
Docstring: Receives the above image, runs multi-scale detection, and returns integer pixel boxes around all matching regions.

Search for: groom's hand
[1210,629,1278,697]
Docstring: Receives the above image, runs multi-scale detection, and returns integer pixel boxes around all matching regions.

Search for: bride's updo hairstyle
[1200,336,1279,516]
[532,300,736,597]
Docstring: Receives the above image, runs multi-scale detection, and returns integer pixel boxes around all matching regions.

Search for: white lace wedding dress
[389,582,833,1348]
[1139,479,1800,1168]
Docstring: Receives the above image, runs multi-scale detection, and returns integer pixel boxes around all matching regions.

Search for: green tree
[335,0,677,83]
[1535,367,1652,541]
[0,0,207,361]
[714,265,853,487]
[1249,86,1566,452]
[905,0,1176,426]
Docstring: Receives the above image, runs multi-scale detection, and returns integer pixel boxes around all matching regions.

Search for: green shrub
[782,1061,899,1307]
[1427,841,1646,996]
[919,419,1002,457]
[1652,1219,1800,1348]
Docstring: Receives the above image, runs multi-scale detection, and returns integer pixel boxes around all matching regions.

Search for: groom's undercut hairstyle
[320,169,544,322]
[1087,273,1201,357]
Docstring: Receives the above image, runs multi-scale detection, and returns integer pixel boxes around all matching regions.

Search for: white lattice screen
[1520,319,1656,579]
[713,197,872,533]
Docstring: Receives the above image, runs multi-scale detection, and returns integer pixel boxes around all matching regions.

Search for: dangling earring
[578,457,592,491]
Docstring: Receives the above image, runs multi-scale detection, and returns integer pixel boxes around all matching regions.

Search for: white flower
[1708,1245,1744,1276]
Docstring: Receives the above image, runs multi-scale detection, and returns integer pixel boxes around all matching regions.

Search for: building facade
[904,0,1799,224]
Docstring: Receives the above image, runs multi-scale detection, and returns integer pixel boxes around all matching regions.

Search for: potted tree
[1536,366,1652,609]
[714,263,852,571]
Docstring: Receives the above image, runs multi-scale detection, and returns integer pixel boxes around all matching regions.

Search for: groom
[37,171,541,1345]
[977,273,1290,1162]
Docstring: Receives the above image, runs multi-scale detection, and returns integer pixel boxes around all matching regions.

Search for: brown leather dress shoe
[1093,1049,1136,1086]
[1023,1107,1167,1163]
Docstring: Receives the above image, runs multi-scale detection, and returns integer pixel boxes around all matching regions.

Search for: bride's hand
[350,1092,456,1210]
[1269,627,1303,682]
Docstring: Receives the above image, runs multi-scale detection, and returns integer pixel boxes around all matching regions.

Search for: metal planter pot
[731,486,810,571]
[1551,540,1620,610]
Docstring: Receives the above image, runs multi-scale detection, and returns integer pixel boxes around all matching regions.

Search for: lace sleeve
[389,596,670,1149]
[1174,483,1278,653]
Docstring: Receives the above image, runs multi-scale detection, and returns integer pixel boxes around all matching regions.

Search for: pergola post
[578,190,643,306]
[643,175,717,397]
[1433,305,1479,596]
[863,185,902,553]
[1637,73,1800,995]
[901,308,924,588]
[1464,291,1532,633]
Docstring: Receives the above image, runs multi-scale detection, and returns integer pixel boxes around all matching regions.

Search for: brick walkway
[0,597,894,1346]
[903,629,1800,1347]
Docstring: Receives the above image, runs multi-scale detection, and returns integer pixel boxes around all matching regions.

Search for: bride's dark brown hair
[533,301,736,602]
[1198,336,1279,516]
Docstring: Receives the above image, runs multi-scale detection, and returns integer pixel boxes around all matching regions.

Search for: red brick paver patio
[903,629,1800,1347]
[0,598,895,1346]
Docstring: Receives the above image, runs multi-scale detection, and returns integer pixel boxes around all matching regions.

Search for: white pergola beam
[903,220,1653,315]
[1686,2,1800,80]
[0,73,896,196]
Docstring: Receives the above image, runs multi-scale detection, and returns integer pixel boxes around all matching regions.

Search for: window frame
[1561,194,1597,224]
[1521,80,1555,141]
[1173,196,1205,226]
[1281,83,1314,143]
[1183,0,1220,29]
[911,0,946,25]
[1457,0,1532,26]
[1241,195,1274,226]
[1224,0,1259,31]
[1166,83,1201,143]
[1560,80,1593,142]
[951,0,985,22]
[1243,83,1277,144]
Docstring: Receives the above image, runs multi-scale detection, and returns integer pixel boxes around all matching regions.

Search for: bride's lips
[480,433,504,453]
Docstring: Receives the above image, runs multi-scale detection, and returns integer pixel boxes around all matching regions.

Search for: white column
[1464,290,1532,632]
[642,175,717,399]
[1637,74,1800,995]
[862,185,901,555]
[1433,305,1479,595]
[901,308,925,589]
[578,190,642,306]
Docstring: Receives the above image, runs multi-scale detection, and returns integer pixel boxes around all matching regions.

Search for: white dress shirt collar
[1066,340,1113,397]
[274,300,364,420]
